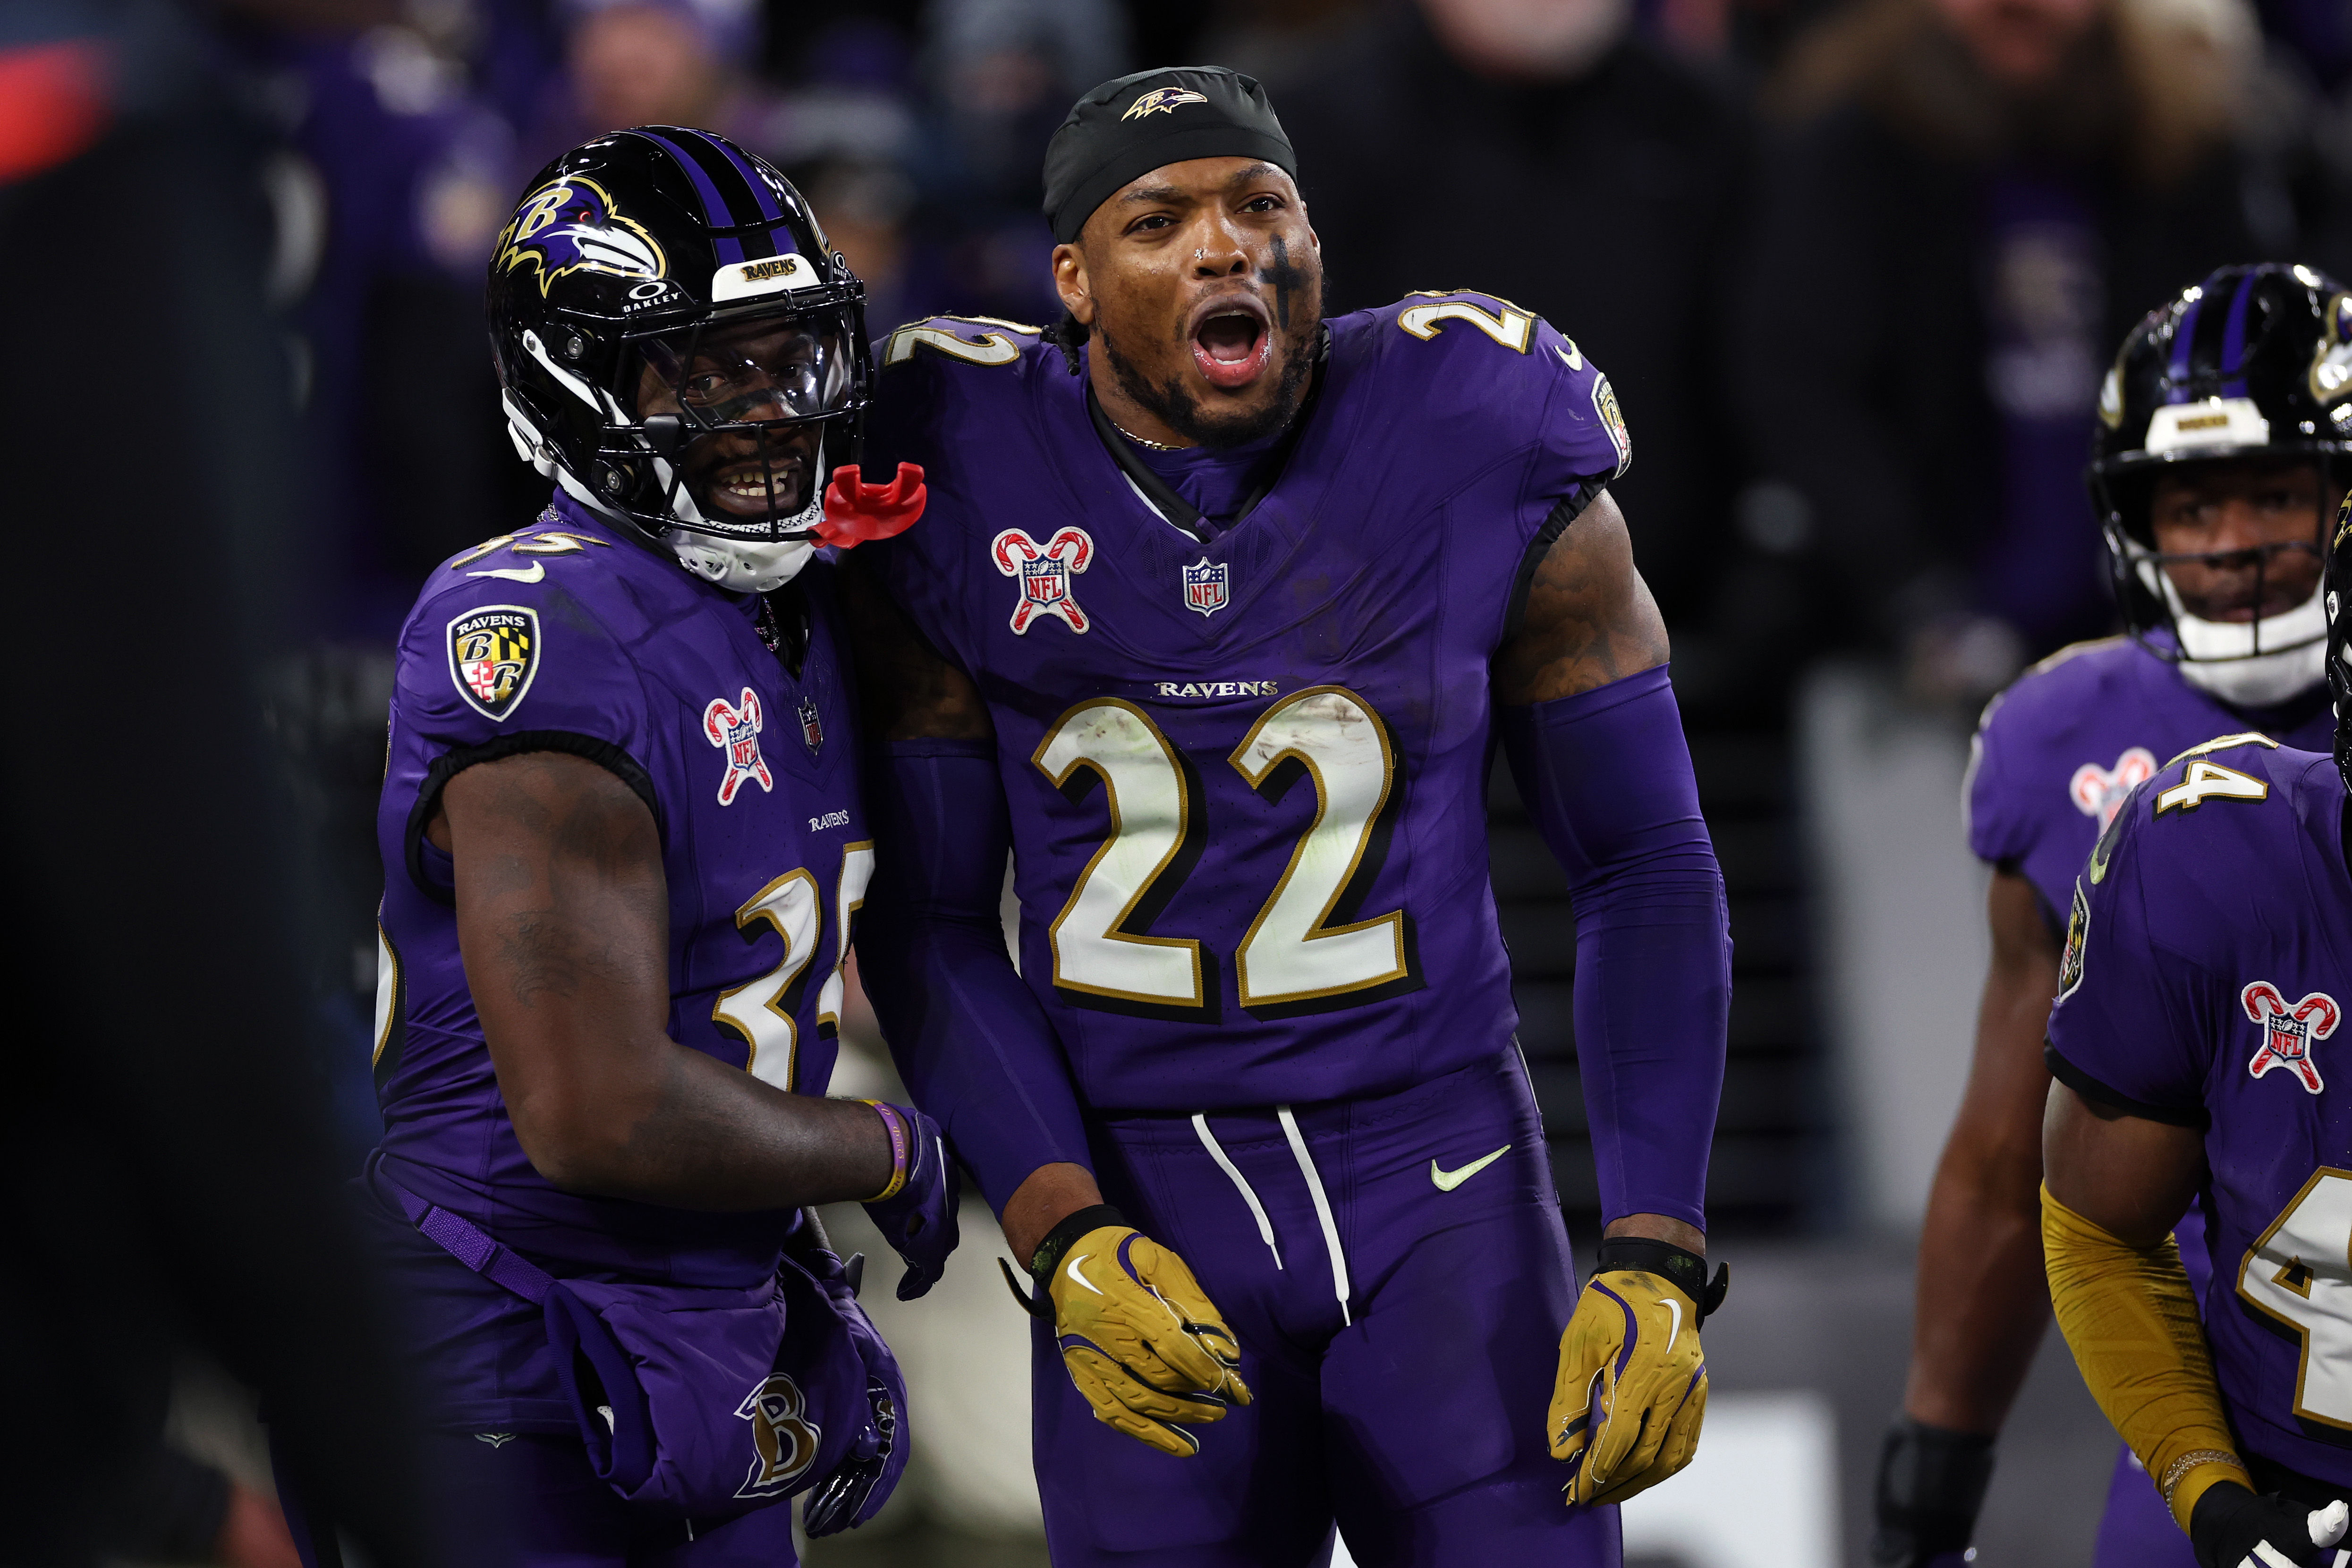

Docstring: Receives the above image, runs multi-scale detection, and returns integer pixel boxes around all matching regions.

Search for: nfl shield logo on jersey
[446,605,541,722]
[798,694,824,756]
[703,688,775,805]
[1183,557,1230,617]
[991,527,1095,634]
[2241,981,2341,1094]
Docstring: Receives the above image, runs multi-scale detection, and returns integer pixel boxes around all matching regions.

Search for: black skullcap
[1042,66,1296,245]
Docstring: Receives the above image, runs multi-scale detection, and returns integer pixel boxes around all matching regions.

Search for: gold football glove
[1016,1218,1252,1457]
[1550,1243,1725,1507]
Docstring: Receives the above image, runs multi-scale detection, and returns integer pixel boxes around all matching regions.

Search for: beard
[1096,313,1319,451]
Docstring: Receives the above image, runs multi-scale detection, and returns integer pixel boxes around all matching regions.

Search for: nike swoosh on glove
[815,462,925,548]
[1550,1268,1709,1506]
[1049,1227,1252,1458]
[861,1102,959,1300]
[2190,1481,2350,1568]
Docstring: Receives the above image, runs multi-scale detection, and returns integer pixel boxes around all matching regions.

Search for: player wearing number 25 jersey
[358,128,948,1565]
[852,68,1730,1567]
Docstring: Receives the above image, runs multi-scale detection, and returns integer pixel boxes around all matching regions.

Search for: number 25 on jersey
[1035,686,1422,1024]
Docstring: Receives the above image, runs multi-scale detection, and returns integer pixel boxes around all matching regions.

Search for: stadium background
[12,0,2345,1558]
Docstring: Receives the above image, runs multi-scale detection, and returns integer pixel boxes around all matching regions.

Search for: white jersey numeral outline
[2155,759,2270,815]
[712,845,873,1091]
[2238,1168,2352,1433]
[1033,687,1418,1020]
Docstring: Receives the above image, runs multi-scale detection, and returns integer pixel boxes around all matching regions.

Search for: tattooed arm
[426,752,891,1208]
[1491,487,1727,1250]
[1491,490,1670,705]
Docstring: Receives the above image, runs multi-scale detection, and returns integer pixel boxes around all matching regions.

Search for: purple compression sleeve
[858,737,1093,1213]
[1495,663,1729,1230]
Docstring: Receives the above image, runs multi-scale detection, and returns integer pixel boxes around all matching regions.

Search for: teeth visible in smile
[716,469,794,502]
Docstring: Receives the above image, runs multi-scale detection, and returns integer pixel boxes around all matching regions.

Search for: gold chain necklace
[1109,416,1185,452]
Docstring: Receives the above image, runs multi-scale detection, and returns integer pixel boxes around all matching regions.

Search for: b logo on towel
[736,1372,823,1497]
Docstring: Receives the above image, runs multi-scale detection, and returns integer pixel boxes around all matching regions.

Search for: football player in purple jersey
[1877,264,2346,1568]
[356,127,953,1564]
[2034,495,2352,1565]
[848,67,1731,1564]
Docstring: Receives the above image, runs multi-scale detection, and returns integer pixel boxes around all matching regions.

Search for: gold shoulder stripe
[2161,731,2280,771]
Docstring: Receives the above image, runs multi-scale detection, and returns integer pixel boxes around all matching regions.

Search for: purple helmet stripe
[2166,289,2204,403]
[710,136,785,224]
[2220,270,2258,396]
[627,129,747,264]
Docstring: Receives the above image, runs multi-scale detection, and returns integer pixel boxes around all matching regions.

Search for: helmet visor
[636,312,855,426]
[632,311,855,534]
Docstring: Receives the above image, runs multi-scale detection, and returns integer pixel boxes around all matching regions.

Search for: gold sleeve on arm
[2042,1183,2252,1531]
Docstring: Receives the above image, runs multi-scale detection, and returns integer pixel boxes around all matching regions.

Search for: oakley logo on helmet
[1123,86,1209,119]
[2144,397,2270,455]
[496,176,667,296]
[712,253,816,302]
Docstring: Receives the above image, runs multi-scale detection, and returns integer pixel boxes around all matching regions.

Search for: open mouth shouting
[1189,294,1274,391]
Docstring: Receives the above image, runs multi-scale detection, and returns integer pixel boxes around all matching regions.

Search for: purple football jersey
[373,491,870,1290]
[865,295,1630,1113]
[1967,636,2333,921]
[2046,737,2352,1484]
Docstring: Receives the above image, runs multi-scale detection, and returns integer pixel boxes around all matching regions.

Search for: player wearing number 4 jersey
[849,68,1731,1567]
[2038,493,2352,1564]
[1880,264,2344,1568]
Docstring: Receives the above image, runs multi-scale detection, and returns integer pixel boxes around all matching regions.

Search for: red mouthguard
[815,462,926,548]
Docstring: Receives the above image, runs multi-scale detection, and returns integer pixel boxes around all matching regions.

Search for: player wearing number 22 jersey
[851,67,1730,1568]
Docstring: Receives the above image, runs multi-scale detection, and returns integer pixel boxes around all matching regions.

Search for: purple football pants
[275,1428,799,1568]
[1034,1050,1621,1568]
[2094,1443,2196,1567]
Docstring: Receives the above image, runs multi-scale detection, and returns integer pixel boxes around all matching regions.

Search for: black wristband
[1872,1415,1995,1564]
[1028,1204,1129,1287]
[1595,1236,1729,1320]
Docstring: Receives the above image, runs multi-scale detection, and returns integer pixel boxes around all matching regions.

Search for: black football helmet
[487,127,867,588]
[2327,492,2352,788]
[2089,263,2352,678]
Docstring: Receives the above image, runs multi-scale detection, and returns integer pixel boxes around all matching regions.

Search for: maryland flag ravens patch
[1592,376,1632,477]
[2057,878,2090,1001]
[448,606,540,722]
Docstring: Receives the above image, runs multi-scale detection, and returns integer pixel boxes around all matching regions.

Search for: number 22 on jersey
[1033,686,1421,1023]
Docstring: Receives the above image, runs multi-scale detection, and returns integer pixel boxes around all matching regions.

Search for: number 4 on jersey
[2240,1169,2352,1433]
[2155,760,2269,815]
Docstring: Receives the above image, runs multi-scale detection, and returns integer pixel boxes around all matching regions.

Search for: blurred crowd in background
[198,0,2352,1241]
[42,0,2352,1317]
[237,0,2352,684]
[12,0,2352,1557]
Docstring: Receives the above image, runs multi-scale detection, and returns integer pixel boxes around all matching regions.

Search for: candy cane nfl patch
[448,605,540,721]
[992,526,1095,634]
[704,688,774,805]
[2242,981,2341,1094]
